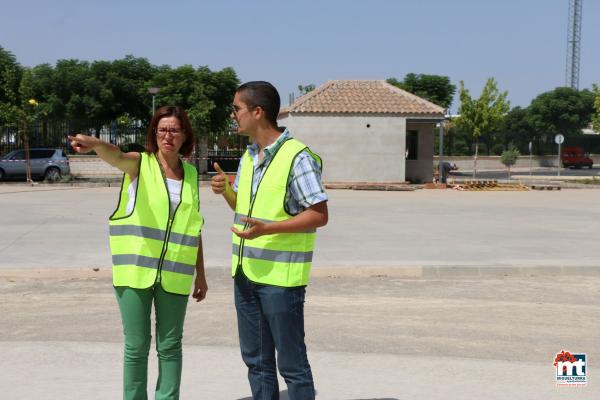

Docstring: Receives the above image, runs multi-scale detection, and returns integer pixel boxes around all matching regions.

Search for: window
[406,130,419,160]
[10,151,25,160]
[30,150,55,159]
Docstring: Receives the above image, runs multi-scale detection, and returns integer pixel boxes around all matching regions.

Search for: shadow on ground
[237,390,398,400]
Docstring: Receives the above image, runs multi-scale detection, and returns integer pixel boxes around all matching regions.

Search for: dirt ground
[2,268,598,365]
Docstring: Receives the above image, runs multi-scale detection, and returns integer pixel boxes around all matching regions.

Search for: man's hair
[236,81,280,127]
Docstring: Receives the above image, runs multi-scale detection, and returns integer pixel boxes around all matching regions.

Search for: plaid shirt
[232,129,328,215]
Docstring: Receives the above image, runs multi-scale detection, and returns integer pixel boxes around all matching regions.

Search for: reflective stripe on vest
[232,244,313,263]
[109,152,203,295]
[110,225,199,247]
[232,138,322,287]
[112,254,196,276]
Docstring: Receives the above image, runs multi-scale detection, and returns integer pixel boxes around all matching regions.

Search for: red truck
[561,147,593,168]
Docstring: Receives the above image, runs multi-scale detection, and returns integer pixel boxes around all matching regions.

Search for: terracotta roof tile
[280,80,445,117]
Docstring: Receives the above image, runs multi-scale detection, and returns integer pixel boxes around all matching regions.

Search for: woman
[69,106,207,400]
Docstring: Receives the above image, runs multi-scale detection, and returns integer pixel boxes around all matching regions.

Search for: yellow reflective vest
[232,138,322,287]
[109,152,203,295]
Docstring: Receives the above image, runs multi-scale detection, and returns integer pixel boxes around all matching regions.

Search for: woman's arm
[68,134,140,179]
[192,236,208,302]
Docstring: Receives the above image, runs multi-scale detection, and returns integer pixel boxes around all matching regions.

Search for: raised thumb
[214,162,225,176]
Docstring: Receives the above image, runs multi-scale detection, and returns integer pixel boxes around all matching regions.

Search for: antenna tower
[566,0,583,89]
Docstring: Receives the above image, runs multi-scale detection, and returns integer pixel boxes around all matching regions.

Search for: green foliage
[455,78,509,176]
[0,46,23,125]
[500,147,520,167]
[593,84,600,133]
[0,48,239,139]
[386,73,456,109]
[152,65,239,137]
[491,143,505,155]
[456,78,510,140]
[503,106,533,137]
[298,84,315,95]
[527,87,594,137]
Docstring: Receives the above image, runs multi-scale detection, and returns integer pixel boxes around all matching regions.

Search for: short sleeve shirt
[232,129,327,215]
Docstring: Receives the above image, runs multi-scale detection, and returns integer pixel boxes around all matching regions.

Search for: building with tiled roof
[278,80,445,183]
[280,80,444,117]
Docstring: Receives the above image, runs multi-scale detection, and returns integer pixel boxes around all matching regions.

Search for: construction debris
[351,184,415,191]
[451,180,530,191]
[325,182,414,191]
[530,184,561,190]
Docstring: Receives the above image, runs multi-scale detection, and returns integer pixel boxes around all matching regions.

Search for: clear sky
[2,0,599,111]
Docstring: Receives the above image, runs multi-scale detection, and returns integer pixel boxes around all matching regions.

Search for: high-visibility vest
[109,152,203,295]
[232,138,322,287]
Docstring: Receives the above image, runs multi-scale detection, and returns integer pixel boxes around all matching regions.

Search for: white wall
[279,113,406,182]
[69,156,121,177]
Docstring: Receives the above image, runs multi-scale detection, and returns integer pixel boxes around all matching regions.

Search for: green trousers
[115,283,189,400]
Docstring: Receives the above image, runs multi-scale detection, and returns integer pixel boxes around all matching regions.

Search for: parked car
[561,147,593,169]
[0,148,70,182]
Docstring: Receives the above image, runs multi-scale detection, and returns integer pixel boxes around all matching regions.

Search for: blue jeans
[234,272,315,400]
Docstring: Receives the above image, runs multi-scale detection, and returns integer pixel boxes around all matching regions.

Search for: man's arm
[210,162,237,211]
[232,201,327,239]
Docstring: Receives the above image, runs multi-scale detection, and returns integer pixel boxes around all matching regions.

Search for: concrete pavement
[1,185,599,399]
[5,342,596,400]
[1,271,599,399]
[1,186,599,270]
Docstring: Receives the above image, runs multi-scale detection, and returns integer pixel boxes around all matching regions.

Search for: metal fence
[0,121,147,156]
[205,129,248,173]
[1,120,248,173]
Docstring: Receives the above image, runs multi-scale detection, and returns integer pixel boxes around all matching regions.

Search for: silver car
[0,148,70,182]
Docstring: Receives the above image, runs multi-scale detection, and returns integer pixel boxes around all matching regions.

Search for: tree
[152,65,238,138]
[107,55,157,122]
[0,51,240,157]
[592,84,600,133]
[499,106,536,154]
[17,69,40,183]
[527,87,594,144]
[500,147,520,179]
[195,66,239,135]
[28,63,64,121]
[386,73,456,109]
[0,46,23,125]
[455,78,510,177]
[298,84,315,95]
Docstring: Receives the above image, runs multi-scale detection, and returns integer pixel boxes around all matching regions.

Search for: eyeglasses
[231,104,258,116]
[156,127,183,137]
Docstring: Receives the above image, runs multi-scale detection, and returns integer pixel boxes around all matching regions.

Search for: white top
[126,177,182,217]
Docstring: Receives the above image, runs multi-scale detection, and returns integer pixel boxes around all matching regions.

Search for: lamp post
[438,109,450,184]
[24,99,39,185]
[148,87,160,115]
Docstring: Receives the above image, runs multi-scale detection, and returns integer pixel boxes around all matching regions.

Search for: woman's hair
[145,106,195,157]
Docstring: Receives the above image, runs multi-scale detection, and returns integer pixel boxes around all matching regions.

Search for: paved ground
[1,185,599,399]
[1,270,599,399]
[1,185,599,270]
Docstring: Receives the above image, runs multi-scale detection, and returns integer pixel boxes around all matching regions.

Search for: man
[441,161,458,183]
[211,81,328,400]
